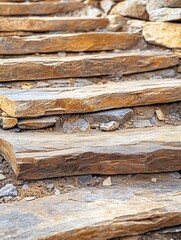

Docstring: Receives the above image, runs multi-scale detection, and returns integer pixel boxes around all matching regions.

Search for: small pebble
[103,177,112,186]
[100,121,119,132]
[46,183,54,190]
[0,174,6,181]
[24,196,36,202]
[21,184,29,190]
[54,188,61,195]
[3,196,12,201]
[151,178,158,183]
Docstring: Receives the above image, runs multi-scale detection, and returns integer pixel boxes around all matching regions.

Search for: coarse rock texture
[0,32,142,55]
[0,176,181,239]
[0,53,178,82]
[17,116,57,130]
[142,22,181,49]
[0,17,109,32]
[148,8,181,22]
[0,1,84,16]
[0,125,181,179]
[0,117,18,129]
[0,79,181,118]
[146,0,181,11]
[110,0,149,20]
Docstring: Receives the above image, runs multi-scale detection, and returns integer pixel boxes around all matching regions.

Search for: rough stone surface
[0,32,142,55]
[100,121,119,131]
[143,22,181,49]
[18,116,57,130]
[84,108,133,124]
[0,125,181,179]
[0,117,18,129]
[134,120,153,128]
[0,52,178,82]
[0,1,84,16]
[0,184,17,197]
[111,0,149,20]
[148,8,181,22]
[63,119,90,133]
[146,0,181,11]
[0,17,109,32]
[0,178,181,239]
[0,79,180,118]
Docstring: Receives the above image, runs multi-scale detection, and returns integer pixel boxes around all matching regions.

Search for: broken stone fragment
[63,118,90,133]
[100,0,114,14]
[0,117,18,129]
[0,184,17,197]
[18,116,57,130]
[84,108,133,124]
[142,22,181,49]
[155,109,166,121]
[148,7,181,22]
[110,0,149,20]
[100,121,119,131]
[134,120,153,128]
[146,0,181,12]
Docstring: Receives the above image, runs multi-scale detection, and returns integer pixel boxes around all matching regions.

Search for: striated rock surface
[0,53,178,82]
[0,32,142,55]
[0,125,181,179]
[0,175,181,240]
[0,79,181,118]
[146,0,181,11]
[148,7,181,22]
[0,17,109,32]
[0,1,84,16]
[143,22,181,49]
[110,0,149,20]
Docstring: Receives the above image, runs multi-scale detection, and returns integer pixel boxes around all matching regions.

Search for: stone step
[0,17,109,32]
[0,32,142,55]
[0,52,178,82]
[0,78,181,118]
[0,1,84,16]
[0,173,181,239]
[1,125,181,179]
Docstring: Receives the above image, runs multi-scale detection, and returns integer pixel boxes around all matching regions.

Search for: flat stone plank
[0,125,181,179]
[17,116,57,129]
[0,1,84,16]
[0,52,178,82]
[0,32,142,55]
[0,17,109,32]
[0,78,181,118]
[0,174,181,239]
[143,22,181,49]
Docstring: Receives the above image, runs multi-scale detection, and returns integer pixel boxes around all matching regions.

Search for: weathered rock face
[0,32,142,55]
[0,53,178,82]
[110,0,149,20]
[0,79,180,118]
[0,176,181,239]
[0,1,84,16]
[143,22,181,49]
[0,17,109,32]
[146,0,181,11]
[148,8,181,22]
[0,125,181,179]
[0,117,17,129]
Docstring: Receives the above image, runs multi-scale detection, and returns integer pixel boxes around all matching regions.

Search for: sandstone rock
[0,174,6,181]
[110,0,149,20]
[146,0,181,11]
[0,125,181,179]
[102,177,112,186]
[126,19,146,33]
[143,22,181,49]
[0,184,17,197]
[18,116,57,130]
[148,8,181,22]
[0,78,180,118]
[155,109,166,121]
[100,0,114,14]
[0,52,178,82]
[84,108,133,124]
[100,121,119,131]
[63,119,90,133]
[0,32,142,55]
[0,176,181,239]
[0,17,109,32]
[0,1,84,16]
[0,117,18,129]
[134,120,153,128]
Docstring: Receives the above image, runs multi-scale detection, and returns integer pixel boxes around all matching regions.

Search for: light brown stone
[148,8,181,22]
[0,17,109,32]
[0,52,178,82]
[110,0,149,20]
[0,117,17,129]
[0,1,84,16]
[0,125,181,179]
[143,22,181,49]
[0,79,181,118]
[155,109,166,121]
[17,116,57,130]
[0,32,142,55]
